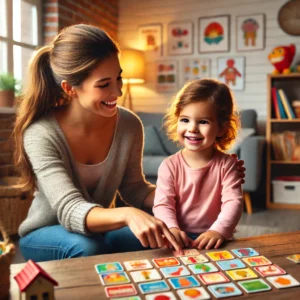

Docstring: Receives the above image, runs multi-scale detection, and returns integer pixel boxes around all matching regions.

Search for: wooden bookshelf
[266,73,300,210]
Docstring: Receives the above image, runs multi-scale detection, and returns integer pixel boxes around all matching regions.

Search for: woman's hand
[191,230,225,250]
[169,228,193,248]
[124,207,183,254]
[231,154,246,184]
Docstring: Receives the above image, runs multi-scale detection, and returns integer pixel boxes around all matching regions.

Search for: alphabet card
[206,250,234,261]
[226,268,258,281]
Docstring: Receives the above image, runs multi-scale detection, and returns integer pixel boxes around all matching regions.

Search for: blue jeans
[20,225,146,262]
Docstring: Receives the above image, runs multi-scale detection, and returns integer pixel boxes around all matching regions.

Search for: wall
[118,0,300,130]
[43,0,118,44]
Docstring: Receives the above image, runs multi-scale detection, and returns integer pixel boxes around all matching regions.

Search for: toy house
[14,259,58,300]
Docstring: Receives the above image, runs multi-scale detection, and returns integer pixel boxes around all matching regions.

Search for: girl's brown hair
[13,24,119,191]
[164,79,240,151]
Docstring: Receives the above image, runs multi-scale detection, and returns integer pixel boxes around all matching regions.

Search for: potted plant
[0,73,18,107]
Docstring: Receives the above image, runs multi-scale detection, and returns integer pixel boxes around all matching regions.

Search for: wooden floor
[11,209,300,264]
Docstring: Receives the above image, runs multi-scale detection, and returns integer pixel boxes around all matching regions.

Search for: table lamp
[119,49,145,111]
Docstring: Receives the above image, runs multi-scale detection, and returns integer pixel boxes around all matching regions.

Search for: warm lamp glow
[120,49,145,84]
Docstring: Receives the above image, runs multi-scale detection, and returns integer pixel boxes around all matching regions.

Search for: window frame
[0,0,42,76]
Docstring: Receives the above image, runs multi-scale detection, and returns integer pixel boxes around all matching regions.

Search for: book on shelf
[271,88,287,119]
[271,131,300,161]
[278,88,296,119]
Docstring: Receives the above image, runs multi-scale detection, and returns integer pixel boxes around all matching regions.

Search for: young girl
[13,24,182,262]
[153,79,244,250]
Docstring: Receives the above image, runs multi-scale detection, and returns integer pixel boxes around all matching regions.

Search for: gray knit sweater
[19,107,155,237]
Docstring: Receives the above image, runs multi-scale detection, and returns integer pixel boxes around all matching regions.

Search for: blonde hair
[13,24,120,191]
[164,79,240,151]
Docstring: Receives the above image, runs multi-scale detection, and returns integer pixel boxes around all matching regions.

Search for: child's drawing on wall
[183,59,210,82]
[217,57,245,90]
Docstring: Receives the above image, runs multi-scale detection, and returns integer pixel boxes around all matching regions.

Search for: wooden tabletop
[9,231,300,299]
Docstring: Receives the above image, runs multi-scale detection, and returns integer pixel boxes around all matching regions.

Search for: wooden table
[9,231,300,299]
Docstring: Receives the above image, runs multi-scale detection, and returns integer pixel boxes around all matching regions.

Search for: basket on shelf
[0,221,15,300]
[0,176,33,235]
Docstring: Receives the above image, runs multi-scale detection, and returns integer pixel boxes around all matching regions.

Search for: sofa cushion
[142,155,166,177]
[143,126,168,155]
[226,128,255,154]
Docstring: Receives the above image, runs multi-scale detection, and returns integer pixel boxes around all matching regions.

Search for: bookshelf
[266,73,300,210]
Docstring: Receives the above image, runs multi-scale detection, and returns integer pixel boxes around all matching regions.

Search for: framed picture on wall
[236,14,265,51]
[138,24,163,57]
[183,58,211,82]
[167,21,193,55]
[198,15,230,53]
[156,60,178,93]
[217,56,245,91]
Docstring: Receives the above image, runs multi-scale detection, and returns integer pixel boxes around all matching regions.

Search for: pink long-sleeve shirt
[153,150,243,240]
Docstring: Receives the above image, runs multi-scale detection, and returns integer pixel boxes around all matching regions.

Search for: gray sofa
[136,109,265,213]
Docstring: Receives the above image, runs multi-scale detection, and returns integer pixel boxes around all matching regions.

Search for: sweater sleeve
[118,116,155,208]
[24,126,99,235]
[209,157,244,239]
[153,159,179,229]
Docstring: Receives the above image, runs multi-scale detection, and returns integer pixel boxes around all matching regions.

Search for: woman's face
[73,54,123,118]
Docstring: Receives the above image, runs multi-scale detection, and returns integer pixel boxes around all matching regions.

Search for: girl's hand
[191,230,225,250]
[231,153,245,184]
[124,207,183,254]
[169,228,193,248]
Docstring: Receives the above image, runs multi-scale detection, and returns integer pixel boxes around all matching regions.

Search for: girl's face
[177,101,223,156]
[73,54,123,118]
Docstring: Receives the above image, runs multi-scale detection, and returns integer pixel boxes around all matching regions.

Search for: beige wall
[118,0,300,130]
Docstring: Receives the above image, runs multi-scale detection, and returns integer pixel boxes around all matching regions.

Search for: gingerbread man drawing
[219,59,241,86]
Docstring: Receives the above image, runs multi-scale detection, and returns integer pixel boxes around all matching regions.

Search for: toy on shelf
[268,44,296,74]
[14,260,58,300]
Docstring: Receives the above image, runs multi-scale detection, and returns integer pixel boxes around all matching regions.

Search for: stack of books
[271,131,300,161]
[271,87,297,119]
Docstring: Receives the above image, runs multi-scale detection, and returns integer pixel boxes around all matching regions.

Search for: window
[30,296,37,300]
[0,0,42,86]
[42,292,49,300]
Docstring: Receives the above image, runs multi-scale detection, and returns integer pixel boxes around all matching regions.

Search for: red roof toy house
[14,260,58,300]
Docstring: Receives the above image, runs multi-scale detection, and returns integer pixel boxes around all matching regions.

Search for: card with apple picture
[188,262,218,274]
[208,282,242,298]
[226,268,258,281]
[180,254,208,265]
[254,264,286,277]
[238,278,272,293]
[198,272,230,285]
[160,265,190,278]
[130,269,162,283]
[242,256,272,267]
[206,250,234,261]
[145,291,177,300]
[176,287,211,299]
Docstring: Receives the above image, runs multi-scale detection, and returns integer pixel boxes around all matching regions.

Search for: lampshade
[120,49,145,84]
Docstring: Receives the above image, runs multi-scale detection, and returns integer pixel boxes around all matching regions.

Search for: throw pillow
[143,126,168,155]
[226,128,255,154]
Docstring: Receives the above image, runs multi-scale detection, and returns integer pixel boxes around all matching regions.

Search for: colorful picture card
[198,272,230,285]
[145,291,177,300]
[124,259,153,271]
[206,250,234,261]
[180,255,208,265]
[266,274,300,289]
[160,266,190,278]
[95,262,123,274]
[242,256,272,267]
[130,269,161,283]
[100,271,130,285]
[216,259,246,271]
[173,248,200,257]
[177,287,211,300]
[231,248,259,258]
[208,282,242,298]
[238,278,271,294]
[153,257,180,268]
[138,280,170,294]
[254,265,286,277]
[226,268,258,281]
[189,262,218,274]
[168,275,200,289]
[286,254,300,263]
[105,284,137,298]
